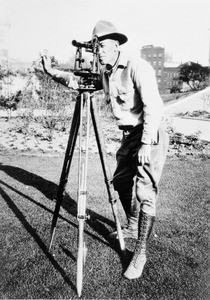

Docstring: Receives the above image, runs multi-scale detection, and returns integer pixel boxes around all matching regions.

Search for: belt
[119,125,135,138]
[118,125,134,132]
[119,124,144,139]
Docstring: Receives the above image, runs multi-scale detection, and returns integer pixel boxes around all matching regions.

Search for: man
[38,20,169,280]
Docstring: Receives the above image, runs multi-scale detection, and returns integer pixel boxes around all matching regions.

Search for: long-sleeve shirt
[47,51,164,144]
[101,52,164,144]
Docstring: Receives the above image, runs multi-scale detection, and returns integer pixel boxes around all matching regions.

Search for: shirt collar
[105,51,127,75]
[117,51,128,69]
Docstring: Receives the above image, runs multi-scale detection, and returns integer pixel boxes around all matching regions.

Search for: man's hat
[92,20,128,45]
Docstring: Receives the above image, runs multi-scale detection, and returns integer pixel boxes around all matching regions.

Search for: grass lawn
[0,150,209,300]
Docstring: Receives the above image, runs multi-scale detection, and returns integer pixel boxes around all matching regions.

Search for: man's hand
[33,52,53,75]
[138,143,151,166]
[40,52,53,74]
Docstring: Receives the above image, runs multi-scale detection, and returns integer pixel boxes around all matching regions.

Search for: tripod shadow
[0,163,57,200]
[0,163,124,256]
[0,183,76,292]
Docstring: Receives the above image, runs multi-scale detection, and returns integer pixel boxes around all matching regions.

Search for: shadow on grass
[0,164,126,278]
[0,184,77,293]
[0,164,117,243]
[0,163,58,200]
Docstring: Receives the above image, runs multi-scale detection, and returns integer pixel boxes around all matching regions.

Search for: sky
[0,0,210,66]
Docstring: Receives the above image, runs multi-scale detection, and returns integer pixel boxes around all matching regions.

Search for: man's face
[98,39,119,66]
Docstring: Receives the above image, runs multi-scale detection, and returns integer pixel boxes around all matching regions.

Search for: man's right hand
[33,52,52,75]
[40,52,53,74]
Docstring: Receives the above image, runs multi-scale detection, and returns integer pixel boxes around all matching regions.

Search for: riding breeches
[113,123,169,216]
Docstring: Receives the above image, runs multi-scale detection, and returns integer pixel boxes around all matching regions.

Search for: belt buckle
[123,128,133,138]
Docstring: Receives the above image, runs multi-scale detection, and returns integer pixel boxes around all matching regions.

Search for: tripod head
[72,35,100,91]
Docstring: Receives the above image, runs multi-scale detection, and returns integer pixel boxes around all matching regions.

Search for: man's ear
[114,40,119,52]
[115,40,120,47]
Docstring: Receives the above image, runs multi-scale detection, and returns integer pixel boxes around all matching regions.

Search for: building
[141,44,182,93]
[141,45,165,92]
[163,62,182,93]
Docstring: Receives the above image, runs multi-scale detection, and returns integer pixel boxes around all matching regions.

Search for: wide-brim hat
[91,20,128,45]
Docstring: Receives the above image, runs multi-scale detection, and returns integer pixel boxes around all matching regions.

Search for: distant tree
[170,86,181,94]
[179,61,210,91]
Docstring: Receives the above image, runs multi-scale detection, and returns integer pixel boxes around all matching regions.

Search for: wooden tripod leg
[77,162,86,298]
[90,97,125,252]
[77,93,90,297]
[49,99,81,250]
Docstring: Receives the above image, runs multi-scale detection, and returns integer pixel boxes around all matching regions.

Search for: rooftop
[164,62,181,68]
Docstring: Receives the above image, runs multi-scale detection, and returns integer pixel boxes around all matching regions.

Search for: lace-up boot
[123,211,155,280]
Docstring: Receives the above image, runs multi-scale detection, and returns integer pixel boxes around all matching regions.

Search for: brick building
[141,44,181,93]
[141,45,165,92]
[163,62,182,93]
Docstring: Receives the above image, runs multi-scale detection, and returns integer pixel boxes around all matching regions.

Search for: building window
[158,53,162,58]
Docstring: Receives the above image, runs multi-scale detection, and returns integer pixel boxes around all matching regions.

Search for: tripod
[48,89,125,297]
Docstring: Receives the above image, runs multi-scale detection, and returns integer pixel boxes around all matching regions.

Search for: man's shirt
[102,52,163,144]
[47,51,164,145]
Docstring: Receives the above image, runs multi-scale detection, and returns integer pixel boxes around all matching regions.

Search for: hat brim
[92,32,128,45]
[98,33,128,45]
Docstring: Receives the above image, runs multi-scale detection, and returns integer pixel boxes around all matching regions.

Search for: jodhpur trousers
[113,123,169,216]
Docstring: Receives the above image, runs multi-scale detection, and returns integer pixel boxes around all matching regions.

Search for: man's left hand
[138,143,151,166]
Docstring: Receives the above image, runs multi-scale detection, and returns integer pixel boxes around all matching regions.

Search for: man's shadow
[0,163,124,256]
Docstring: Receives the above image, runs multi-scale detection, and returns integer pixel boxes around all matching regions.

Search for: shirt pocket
[116,89,134,111]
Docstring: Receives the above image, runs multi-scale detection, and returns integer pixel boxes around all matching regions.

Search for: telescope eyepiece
[72,40,92,49]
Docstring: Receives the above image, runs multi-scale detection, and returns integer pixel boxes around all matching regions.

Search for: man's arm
[35,54,79,90]
[131,59,164,165]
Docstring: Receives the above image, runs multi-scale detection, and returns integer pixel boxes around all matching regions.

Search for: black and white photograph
[0,0,209,299]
